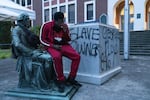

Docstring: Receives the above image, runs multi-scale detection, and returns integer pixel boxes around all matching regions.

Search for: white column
[124,0,130,59]
[133,1,145,31]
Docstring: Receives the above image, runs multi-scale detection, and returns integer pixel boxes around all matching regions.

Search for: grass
[0,49,11,59]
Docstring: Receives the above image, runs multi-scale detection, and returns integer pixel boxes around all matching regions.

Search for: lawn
[0,49,11,59]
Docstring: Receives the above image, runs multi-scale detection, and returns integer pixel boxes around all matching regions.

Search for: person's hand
[53,44,62,50]
[60,24,67,33]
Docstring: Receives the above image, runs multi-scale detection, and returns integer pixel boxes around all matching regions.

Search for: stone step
[119,30,150,55]
[120,52,150,56]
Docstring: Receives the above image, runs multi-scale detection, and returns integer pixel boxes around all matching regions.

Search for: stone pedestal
[5,86,79,100]
[64,23,121,85]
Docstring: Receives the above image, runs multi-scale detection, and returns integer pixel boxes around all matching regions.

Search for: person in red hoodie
[40,12,81,92]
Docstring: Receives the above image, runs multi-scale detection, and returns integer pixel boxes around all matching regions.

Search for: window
[60,6,66,22]
[22,0,25,6]
[84,1,95,21]
[44,9,49,22]
[27,0,31,5]
[99,14,107,24]
[68,4,75,23]
[120,15,124,31]
[120,14,134,31]
[149,13,150,29]
[60,6,65,13]
[16,0,20,4]
[129,14,134,30]
[52,7,57,20]
[87,4,93,20]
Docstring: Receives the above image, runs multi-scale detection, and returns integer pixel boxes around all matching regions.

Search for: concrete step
[119,31,150,55]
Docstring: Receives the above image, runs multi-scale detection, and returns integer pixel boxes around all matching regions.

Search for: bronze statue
[11,13,55,90]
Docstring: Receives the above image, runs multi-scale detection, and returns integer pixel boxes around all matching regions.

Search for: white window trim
[84,0,96,22]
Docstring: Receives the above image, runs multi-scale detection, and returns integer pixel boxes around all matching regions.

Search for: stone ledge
[65,66,122,85]
[5,86,80,100]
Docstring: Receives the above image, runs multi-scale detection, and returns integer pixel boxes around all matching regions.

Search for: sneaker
[67,78,82,87]
[55,80,65,93]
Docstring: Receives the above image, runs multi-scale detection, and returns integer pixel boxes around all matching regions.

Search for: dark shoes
[56,78,82,93]
[66,77,82,87]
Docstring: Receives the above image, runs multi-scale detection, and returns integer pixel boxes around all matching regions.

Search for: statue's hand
[32,50,38,54]
[31,49,41,58]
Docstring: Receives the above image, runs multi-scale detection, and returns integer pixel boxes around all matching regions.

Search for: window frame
[59,5,66,22]
[68,4,75,23]
[84,1,96,22]
[44,8,50,22]
[27,0,31,6]
[51,7,57,20]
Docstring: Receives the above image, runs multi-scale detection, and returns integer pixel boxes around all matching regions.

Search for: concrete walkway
[0,55,150,100]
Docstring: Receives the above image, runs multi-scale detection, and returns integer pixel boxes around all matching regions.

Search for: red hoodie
[40,21,71,49]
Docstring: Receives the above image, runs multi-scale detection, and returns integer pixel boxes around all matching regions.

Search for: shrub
[30,25,41,36]
[0,21,12,49]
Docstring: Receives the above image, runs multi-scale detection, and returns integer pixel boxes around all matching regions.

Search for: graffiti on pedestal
[69,26,100,57]
[69,24,120,73]
[100,26,120,72]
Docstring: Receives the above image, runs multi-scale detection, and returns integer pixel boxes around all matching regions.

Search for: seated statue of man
[11,13,55,90]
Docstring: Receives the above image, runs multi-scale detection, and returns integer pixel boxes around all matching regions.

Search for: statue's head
[17,13,30,28]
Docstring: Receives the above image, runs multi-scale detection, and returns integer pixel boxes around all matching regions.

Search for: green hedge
[0,21,41,49]
[30,25,41,36]
[0,49,11,59]
[0,21,12,49]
